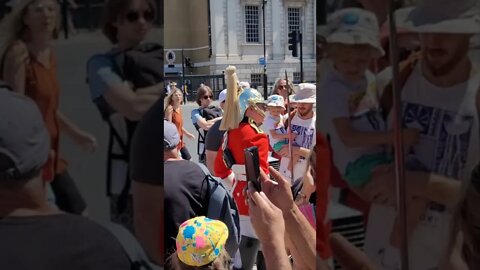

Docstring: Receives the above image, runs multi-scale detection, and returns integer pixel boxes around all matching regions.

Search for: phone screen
[244,146,261,191]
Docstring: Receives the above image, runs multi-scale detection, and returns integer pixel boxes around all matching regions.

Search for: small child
[263,95,299,171]
[320,7,424,261]
[167,216,231,270]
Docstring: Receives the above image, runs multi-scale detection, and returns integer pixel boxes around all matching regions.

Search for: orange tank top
[24,50,67,181]
[171,107,185,149]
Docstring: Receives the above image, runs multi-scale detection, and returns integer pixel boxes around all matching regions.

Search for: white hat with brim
[266,95,286,109]
[290,83,316,104]
[218,89,227,103]
[397,0,480,34]
[326,8,385,57]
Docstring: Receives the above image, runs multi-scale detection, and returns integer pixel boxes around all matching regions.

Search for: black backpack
[86,43,164,212]
[196,163,241,257]
[194,106,223,163]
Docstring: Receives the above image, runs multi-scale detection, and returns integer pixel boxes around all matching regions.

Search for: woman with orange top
[0,0,96,215]
[164,85,195,160]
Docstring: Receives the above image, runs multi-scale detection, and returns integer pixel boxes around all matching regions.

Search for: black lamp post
[262,0,268,98]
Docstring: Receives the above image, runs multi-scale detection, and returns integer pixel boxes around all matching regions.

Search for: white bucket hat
[218,89,227,103]
[397,0,480,34]
[266,95,286,109]
[326,8,385,57]
[239,81,251,89]
[290,83,316,104]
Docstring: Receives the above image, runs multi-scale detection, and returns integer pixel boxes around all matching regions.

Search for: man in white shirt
[278,83,316,184]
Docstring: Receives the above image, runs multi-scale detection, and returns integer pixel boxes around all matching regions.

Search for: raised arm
[87,55,161,121]
[2,42,28,94]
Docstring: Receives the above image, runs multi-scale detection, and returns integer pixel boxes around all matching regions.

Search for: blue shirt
[86,50,123,101]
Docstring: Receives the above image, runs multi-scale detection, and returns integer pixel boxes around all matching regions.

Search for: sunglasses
[125,10,155,23]
[278,85,287,89]
[203,95,213,100]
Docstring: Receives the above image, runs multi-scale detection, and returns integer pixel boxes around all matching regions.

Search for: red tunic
[214,122,269,216]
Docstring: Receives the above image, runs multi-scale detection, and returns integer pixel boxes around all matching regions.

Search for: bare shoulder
[4,40,29,63]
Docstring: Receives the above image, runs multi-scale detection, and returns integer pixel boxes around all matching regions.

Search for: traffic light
[288,30,299,57]
[185,57,192,68]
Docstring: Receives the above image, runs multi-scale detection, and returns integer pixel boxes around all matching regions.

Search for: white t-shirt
[263,113,287,149]
[279,112,316,183]
[364,63,480,270]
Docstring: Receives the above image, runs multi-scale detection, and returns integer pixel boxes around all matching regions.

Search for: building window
[245,5,260,43]
[293,72,301,83]
[251,73,262,86]
[287,7,301,33]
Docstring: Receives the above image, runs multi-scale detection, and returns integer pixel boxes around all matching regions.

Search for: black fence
[165,74,226,102]
[73,0,163,30]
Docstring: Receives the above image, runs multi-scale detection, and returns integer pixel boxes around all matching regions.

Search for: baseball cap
[176,216,229,267]
[218,89,227,103]
[266,95,286,109]
[0,88,50,182]
[164,120,180,150]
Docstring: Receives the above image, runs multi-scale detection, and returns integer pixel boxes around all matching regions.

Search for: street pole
[61,0,69,39]
[182,49,186,105]
[262,0,268,98]
[299,31,303,82]
[388,1,409,269]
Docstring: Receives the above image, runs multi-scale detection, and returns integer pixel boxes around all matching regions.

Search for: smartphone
[244,146,261,191]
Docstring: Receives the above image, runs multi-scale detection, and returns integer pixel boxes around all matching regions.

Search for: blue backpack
[196,163,241,257]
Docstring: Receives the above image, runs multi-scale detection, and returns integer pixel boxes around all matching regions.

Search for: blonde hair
[166,249,231,270]
[219,66,242,131]
[164,86,183,111]
[0,0,60,64]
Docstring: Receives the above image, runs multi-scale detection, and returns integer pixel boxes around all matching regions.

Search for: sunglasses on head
[125,10,154,23]
[203,95,213,100]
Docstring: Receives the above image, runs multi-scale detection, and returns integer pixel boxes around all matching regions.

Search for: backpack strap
[101,222,163,270]
[0,82,12,91]
[196,162,231,217]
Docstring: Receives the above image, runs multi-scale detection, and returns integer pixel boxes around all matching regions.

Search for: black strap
[0,82,12,91]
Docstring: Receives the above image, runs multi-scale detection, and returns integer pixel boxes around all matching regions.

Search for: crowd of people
[317,0,480,269]
[1,0,480,269]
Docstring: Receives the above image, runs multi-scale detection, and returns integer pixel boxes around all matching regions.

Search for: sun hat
[397,0,480,34]
[289,83,316,104]
[176,217,229,267]
[326,8,385,57]
[266,95,286,109]
[218,89,227,103]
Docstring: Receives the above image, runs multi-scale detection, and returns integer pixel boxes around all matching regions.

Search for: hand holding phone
[244,146,261,191]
